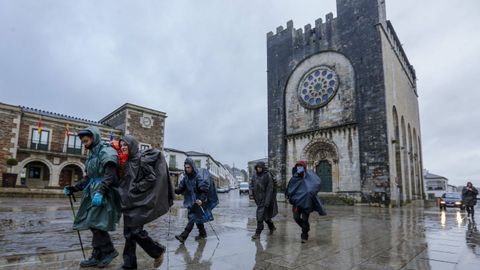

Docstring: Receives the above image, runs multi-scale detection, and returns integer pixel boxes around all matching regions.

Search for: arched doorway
[22,161,51,188]
[303,138,338,193]
[59,164,84,188]
[316,160,332,192]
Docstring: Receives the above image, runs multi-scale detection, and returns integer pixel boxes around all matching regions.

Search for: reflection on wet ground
[0,192,479,269]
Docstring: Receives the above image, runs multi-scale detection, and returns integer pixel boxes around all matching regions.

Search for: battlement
[267,12,337,49]
[383,21,417,86]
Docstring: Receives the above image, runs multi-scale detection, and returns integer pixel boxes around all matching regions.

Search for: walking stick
[69,194,86,260]
[166,208,172,270]
[199,206,220,241]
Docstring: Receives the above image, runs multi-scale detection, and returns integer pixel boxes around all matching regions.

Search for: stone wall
[381,22,423,201]
[0,104,21,182]
[126,110,165,149]
[286,126,361,192]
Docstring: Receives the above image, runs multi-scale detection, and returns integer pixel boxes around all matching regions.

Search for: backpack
[197,168,219,210]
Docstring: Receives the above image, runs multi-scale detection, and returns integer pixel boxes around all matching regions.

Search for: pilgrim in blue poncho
[174,158,218,243]
[286,161,326,243]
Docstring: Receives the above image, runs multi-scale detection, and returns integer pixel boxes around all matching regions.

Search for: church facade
[267,0,423,203]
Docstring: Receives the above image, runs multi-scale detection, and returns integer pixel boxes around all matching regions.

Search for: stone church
[267,0,423,203]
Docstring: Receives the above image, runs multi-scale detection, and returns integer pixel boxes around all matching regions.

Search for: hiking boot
[80,256,100,268]
[301,233,308,244]
[195,234,207,241]
[153,244,166,268]
[80,249,101,268]
[97,249,119,268]
[251,234,261,240]
[175,234,186,244]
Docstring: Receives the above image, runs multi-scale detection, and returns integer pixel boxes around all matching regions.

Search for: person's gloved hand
[91,192,103,206]
[63,186,78,196]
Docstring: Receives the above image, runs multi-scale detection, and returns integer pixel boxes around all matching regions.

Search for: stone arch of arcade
[58,161,85,188]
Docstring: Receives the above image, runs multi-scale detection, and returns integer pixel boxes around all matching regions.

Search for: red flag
[37,117,42,135]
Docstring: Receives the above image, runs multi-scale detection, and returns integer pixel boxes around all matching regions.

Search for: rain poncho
[73,126,121,231]
[176,158,218,223]
[117,135,174,227]
[286,162,326,216]
[462,185,478,207]
[251,162,278,220]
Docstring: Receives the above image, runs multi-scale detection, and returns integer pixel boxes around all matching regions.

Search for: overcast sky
[0,0,479,186]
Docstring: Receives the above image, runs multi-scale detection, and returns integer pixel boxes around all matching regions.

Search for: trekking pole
[69,194,86,260]
[199,206,220,241]
[167,208,172,270]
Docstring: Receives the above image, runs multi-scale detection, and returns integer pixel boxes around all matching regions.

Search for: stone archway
[15,157,55,188]
[303,138,339,192]
[59,162,85,188]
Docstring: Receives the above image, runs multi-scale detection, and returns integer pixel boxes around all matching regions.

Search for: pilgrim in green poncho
[64,126,121,268]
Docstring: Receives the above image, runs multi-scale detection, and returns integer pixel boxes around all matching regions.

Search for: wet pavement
[1,192,479,270]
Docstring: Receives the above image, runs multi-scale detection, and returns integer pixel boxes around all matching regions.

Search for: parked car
[439,192,465,211]
[239,182,249,195]
[217,187,229,193]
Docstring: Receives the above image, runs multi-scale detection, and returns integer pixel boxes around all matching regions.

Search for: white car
[239,182,249,195]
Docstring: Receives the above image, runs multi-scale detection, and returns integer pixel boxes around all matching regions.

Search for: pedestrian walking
[285,161,326,243]
[462,182,478,220]
[63,126,121,268]
[113,136,174,269]
[250,162,278,240]
[175,158,218,243]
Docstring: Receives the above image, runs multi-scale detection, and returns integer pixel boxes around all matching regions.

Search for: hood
[184,157,198,176]
[295,161,307,170]
[254,162,267,174]
[79,126,102,149]
[120,135,139,158]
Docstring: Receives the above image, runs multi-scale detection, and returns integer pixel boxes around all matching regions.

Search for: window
[169,155,176,169]
[140,143,151,150]
[195,160,201,168]
[67,134,82,155]
[31,128,49,151]
[28,167,42,179]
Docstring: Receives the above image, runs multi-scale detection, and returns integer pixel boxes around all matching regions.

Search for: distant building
[163,148,235,189]
[0,102,166,188]
[423,170,449,199]
[447,185,458,193]
[224,164,248,184]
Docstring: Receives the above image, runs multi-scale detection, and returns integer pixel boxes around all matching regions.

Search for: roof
[186,151,209,156]
[21,106,108,126]
[424,172,448,180]
[164,147,188,155]
[100,103,166,123]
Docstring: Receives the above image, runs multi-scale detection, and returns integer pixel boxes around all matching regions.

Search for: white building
[423,170,449,200]
[163,148,235,189]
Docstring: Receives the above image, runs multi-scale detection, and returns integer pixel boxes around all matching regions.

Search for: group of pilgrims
[63,126,327,269]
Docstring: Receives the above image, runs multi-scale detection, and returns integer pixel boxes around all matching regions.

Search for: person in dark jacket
[175,158,217,243]
[285,161,326,243]
[462,182,478,219]
[63,126,121,268]
[250,162,278,239]
[116,135,174,269]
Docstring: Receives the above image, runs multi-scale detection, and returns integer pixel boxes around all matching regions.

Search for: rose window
[297,66,339,109]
